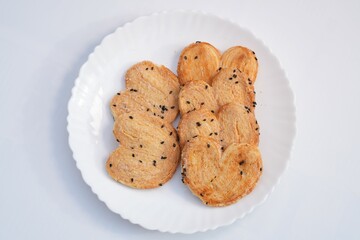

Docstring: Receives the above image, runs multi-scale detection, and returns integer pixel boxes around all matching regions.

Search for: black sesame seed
[169,132,173,136]
[153,113,156,116]
[133,89,138,92]
[193,135,198,138]
[196,41,201,43]
[260,168,263,171]
[235,81,239,84]
[181,178,185,183]
[173,143,176,147]
[131,147,134,149]
[161,116,164,119]
[205,85,208,90]
[160,141,164,144]
[131,178,134,182]
[209,133,213,136]
[221,147,224,151]
[117,92,120,95]
[161,156,167,160]
[161,124,164,128]
[129,116,133,119]
[203,118,206,121]
[109,163,112,167]
[187,140,190,142]
[132,154,135,157]
[186,101,190,104]
[253,102,257,105]
[153,160,157,166]
[240,171,243,175]
[200,193,204,197]
[139,160,142,163]
[151,67,154,70]
[171,106,175,109]
[206,202,208,205]
[220,139,223,142]
[207,143,210,148]
[252,51,255,54]
[159,183,163,186]
[233,74,237,78]
[211,110,215,113]
[146,108,150,111]
[116,139,120,142]
[255,57,258,61]
[229,77,233,80]
[210,119,214,122]
[169,91,173,94]
[233,69,236,73]
[112,104,116,107]
[194,56,198,59]
[214,132,218,135]
[255,127,259,130]
[201,102,205,106]
[196,122,201,127]
[184,56,187,60]
[218,67,222,71]
[146,68,149,70]
[239,160,245,165]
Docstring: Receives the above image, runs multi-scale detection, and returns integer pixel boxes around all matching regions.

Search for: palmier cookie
[178,81,219,116]
[106,111,180,189]
[177,109,220,148]
[181,137,263,206]
[111,61,180,122]
[177,41,221,85]
[212,68,256,109]
[218,102,259,149]
[220,46,258,83]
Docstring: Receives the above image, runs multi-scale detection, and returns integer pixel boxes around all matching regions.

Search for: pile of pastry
[106,41,262,207]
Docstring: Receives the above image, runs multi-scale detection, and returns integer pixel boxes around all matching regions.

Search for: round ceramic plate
[67,10,296,233]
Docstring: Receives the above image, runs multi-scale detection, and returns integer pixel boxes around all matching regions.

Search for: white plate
[67,10,296,233]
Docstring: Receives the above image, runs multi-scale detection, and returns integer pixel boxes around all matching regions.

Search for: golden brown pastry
[218,102,259,149]
[178,81,219,115]
[181,137,263,206]
[220,46,258,83]
[177,109,220,148]
[107,111,180,189]
[177,41,221,85]
[110,61,180,123]
[212,68,256,110]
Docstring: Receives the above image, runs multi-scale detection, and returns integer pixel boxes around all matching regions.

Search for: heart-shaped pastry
[212,68,256,109]
[111,61,180,122]
[106,111,180,189]
[220,46,258,83]
[181,137,262,206]
[177,42,221,85]
[178,81,219,115]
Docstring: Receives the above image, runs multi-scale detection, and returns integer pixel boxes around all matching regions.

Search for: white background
[0,0,359,239]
